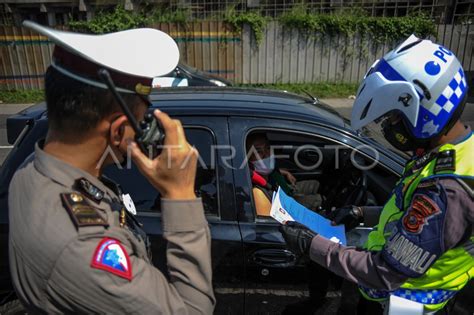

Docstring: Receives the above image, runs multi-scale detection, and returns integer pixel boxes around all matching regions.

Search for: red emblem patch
[91,238,132,281]
[402,195,441,234]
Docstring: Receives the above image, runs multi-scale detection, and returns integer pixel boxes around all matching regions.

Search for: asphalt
[0,104,33,166]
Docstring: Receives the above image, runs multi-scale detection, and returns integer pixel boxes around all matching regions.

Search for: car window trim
[135,125,222,219]
[244,126,400,221]
[245,126,401,176]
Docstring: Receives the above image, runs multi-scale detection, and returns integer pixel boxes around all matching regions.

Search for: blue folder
[278,188,347,245]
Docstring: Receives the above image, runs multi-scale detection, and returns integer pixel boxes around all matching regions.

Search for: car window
[245,129,398,220]
[103,127,219,217]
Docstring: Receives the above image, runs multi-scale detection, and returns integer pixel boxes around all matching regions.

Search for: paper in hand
[271,187,346,245]
[270,189,295,223]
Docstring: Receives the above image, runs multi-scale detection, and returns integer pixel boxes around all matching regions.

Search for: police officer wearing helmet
[8,22,215,314]
[280,34,474,313]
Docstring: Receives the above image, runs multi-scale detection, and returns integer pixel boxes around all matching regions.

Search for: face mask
[252,155,275,175]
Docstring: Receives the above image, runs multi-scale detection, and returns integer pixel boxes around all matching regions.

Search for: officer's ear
[109,114,129,146]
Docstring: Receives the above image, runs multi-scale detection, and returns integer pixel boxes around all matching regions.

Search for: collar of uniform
[429,125,472,154]
[410,126,472,172]
[33,141,114,198]
[453,125,472,145]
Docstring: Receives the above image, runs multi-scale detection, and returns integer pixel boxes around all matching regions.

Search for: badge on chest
[122,193,137,215]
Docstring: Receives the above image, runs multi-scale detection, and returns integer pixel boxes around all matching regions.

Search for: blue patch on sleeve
[91,238,132,281]
[381,185,447,278]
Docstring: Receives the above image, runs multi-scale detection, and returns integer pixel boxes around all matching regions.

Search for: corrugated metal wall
[0,22,243,90]
[0,21,472,89]
[240,22,474,84]
[0,25,53,90]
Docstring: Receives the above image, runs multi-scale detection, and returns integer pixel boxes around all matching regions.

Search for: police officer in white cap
[8,21,215,314]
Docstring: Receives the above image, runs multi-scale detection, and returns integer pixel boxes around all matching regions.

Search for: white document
[388,295,424,315]
[270,188,295,223]
[270,187,347,245]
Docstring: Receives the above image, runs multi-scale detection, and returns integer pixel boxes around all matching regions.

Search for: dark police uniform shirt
[309,127,474,290]
[8,143,215,314]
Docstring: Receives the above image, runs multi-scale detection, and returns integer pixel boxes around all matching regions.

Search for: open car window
[246,129,399,220]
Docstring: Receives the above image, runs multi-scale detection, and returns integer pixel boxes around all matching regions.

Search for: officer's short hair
[45,66,142,137]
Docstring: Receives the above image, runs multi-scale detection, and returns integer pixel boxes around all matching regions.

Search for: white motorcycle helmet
[351,35,468,151]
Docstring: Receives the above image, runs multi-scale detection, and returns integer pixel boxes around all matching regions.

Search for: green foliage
[239,82,358,99]
[68,6,148,34]
[0,89,44,104]
[66,4,435,46]
[279,5,436,43]
[68,6,192,34]
[223,7,268,44]
[149,8,192,27]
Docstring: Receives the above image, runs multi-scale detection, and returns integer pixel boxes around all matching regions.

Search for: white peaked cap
[23,20,180,94]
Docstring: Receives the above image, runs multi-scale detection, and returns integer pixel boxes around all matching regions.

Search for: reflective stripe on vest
[360,132,474,310]
[359,286,457,305]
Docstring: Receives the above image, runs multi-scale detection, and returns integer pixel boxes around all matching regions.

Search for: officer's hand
[130,110,198,200]
[279,221,317,256]
[328,205,363,231]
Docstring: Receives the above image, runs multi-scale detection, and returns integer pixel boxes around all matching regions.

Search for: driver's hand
[280,169,297,186]
[328,205,363,231]
[130,110,198,200]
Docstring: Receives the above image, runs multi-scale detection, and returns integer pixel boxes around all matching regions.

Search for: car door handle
[251,249,296,267]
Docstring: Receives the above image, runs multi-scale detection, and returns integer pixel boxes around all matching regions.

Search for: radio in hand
[98,69,165,158]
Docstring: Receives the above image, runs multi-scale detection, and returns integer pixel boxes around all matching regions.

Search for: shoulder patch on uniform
[61,193,109,228]
[91,238,132,281]
[402,194,441,234]
[434,150,456,173]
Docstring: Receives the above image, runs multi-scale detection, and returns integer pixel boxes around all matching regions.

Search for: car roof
[149,87,348,129]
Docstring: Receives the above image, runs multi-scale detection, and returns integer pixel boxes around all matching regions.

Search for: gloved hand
[279,221,317,256]
[328,205,363,231]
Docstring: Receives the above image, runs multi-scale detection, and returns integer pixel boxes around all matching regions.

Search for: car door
[104,116,245,314]
[229,116,402,313]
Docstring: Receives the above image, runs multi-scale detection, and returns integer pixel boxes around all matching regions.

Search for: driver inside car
[246,132,323,216]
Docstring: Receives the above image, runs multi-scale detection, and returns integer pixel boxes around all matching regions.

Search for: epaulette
[61,193,109,228]
[434,149,456,174]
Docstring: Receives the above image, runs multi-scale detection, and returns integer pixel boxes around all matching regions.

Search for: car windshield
[178,62,199,73]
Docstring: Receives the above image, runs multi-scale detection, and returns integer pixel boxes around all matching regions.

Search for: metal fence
[0,0,473,89]
[164,0,471,22]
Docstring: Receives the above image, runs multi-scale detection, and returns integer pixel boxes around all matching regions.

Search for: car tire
[0,299,26,315]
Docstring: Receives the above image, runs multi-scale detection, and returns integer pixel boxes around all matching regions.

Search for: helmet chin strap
[381,118,431,153]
